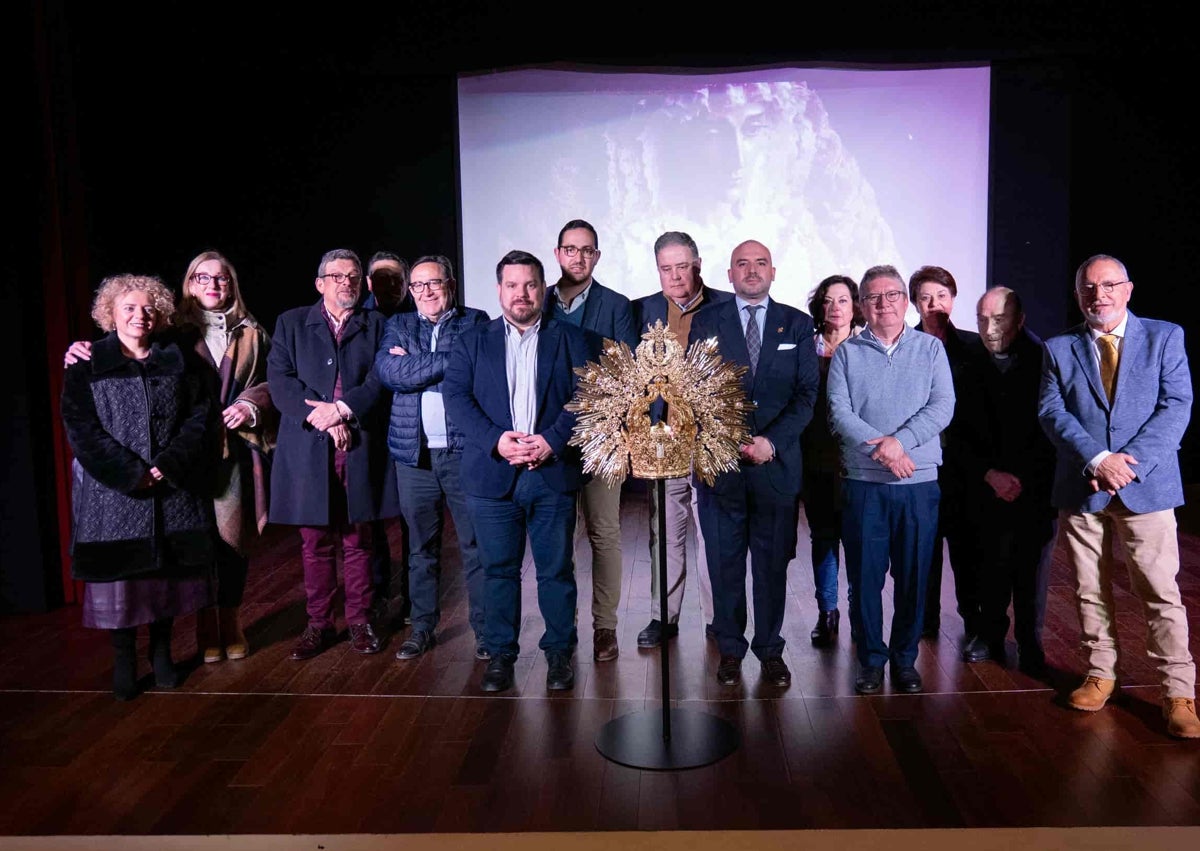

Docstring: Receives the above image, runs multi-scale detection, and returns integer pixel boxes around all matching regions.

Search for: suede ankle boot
[196,606,223,663]
[148,618,180,689]
[219,606,249,660]
[111,628,138,701]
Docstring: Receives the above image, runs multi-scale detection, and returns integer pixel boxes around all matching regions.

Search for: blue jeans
[802,469,843,613]
[842,479,939,669]
[469,472,578,659]
[395,451,484,639]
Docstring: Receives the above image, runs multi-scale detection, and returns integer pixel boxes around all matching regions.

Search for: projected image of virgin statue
[598,80,902,291]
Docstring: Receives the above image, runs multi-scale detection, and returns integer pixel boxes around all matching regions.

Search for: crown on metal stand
[567,320,754,486]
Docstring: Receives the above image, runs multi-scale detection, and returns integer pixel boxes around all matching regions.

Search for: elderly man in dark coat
[268,248,399,660]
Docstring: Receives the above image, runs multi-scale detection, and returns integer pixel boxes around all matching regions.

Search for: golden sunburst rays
[567,320,754,487]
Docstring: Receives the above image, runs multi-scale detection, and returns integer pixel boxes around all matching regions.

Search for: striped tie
[744,304,762,376]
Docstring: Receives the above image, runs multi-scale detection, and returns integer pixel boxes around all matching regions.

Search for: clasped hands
[1090,452,1139,495]
[865,435,915,478]
[304,400,351,451]
[498,431,552,469]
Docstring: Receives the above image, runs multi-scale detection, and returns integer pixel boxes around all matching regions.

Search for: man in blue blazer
[545,219,639,664]
[631,231,734,649]
[689,239,819,687]
[1039,253,1198,738]
[443,250,597,694]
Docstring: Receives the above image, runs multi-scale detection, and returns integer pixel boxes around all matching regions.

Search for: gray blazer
[1038,311,1192,513]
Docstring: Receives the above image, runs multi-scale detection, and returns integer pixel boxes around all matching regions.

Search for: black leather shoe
[290,625,336,661]
[546,651,575,691]
[892,665,923,693]
[855,665,884,694]
[761,656,791,687]
[475,638,491,661]
[395,630,436,660]
[349,623,384,655]
[716,655,742,686]
[480,656,515,692]
[637,619,679,648]
[810,609,840,647]
[961,635,992,663]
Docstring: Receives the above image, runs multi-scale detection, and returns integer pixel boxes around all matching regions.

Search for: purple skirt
[81,575,215,630]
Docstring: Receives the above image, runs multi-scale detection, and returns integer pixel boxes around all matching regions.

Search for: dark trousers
[976,503,1054,657]
[697,466,798,661]
[843,479,940,669]
[214,539,249,608]
[923,473,979,634]
[395,450,484,638]
[469,472,578,659]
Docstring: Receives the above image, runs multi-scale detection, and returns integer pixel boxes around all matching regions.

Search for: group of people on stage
[60,223,1199,738]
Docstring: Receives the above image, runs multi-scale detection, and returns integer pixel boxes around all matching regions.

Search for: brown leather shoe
[349,623,384,655]
[1163,697,1200,739]
[593,628,619,662]
[716,655,742,686]
[290,625,335,661]
[1068,675,1117,711]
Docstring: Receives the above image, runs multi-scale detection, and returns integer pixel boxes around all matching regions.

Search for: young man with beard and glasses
[545,219,639,663]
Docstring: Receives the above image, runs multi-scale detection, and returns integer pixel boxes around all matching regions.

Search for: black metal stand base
[595,708,739,770]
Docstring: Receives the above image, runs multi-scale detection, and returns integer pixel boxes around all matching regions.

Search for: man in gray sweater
[827,265,955,694]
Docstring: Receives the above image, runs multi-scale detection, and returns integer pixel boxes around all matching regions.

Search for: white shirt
[504,318,540,435]
[1084,312,1129,475]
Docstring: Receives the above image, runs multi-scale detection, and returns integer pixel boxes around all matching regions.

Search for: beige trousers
[648,475,713,626]
[1059,501,1195,697]
[576,476,624,630]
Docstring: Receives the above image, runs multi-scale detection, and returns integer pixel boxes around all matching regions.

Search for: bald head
[728,240,775,303]
[976,286,1024,354]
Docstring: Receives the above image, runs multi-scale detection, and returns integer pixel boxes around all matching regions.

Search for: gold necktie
[1098,333,1119,403]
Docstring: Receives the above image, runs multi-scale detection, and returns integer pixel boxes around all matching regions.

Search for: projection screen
[458,64,990,328]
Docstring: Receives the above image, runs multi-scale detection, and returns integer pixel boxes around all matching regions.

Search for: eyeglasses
[1076,280,1130,296]
[321,272,361,284]
[558,245,599,259]
[191,273,231,286]
[409,279,448,293]
[862,290,906,307]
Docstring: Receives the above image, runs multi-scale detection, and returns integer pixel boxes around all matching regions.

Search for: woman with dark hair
[802,274,863,647]
[61,275,217,700]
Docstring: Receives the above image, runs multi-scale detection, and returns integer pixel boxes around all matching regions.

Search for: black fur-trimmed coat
[61,332,218,581]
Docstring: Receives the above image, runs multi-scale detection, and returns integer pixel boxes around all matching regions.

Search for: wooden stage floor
[1,486,1197,841]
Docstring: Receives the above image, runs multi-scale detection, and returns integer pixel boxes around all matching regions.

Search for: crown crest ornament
[567,320,754,486]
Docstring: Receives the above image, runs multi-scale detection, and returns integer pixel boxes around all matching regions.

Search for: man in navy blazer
[545,219,639,664]
[631,231,734,650]
[1039,253,1198,738]
[689,239,819,687]
[443,250,597,694]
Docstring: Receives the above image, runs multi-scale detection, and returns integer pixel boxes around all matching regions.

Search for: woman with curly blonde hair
[62,274,218,699]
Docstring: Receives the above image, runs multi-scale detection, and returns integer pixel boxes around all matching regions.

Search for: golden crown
[567,320,753,486]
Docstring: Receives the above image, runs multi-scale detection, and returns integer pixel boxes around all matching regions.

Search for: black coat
[61,333,217,581]
[267,301,399,525]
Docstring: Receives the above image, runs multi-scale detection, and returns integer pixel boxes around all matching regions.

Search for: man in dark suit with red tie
[689,240,820,687]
